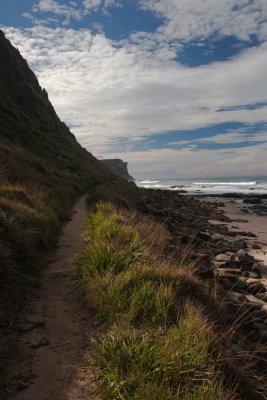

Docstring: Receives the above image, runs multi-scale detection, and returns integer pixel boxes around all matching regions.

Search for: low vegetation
[74,202,263,399]
[0,30,139,394]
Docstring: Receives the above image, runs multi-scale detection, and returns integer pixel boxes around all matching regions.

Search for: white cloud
[32,0,85,24]
[3,0,267,178]
[22,12,34,19]
[196,129,267,144]
[83,0,102,11]
[139,0,267,43]
[111,142,267,179]
[3,26,267,144]
[30,0,123,25]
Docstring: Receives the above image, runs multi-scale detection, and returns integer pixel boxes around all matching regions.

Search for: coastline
[205,195,267,274]
[137,188,267,345]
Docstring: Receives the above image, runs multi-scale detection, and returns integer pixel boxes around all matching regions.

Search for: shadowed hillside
[0,29,137,308]
[0,30,140,394]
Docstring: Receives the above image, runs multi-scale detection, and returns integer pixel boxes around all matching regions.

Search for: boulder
[255,293,267,302]
[252,243,261,250]
[243,197,262,204]
[240,262,254,272]
[252,310,267,320]
[253,322,266,330]
[222,279,235,290]
[247,283,266,294]
[233,239,247,250]
[257,329,267,340]
[215,254,232,263]
[246,278,261,286]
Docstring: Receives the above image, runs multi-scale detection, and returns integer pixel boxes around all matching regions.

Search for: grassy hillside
[0,29,137,309]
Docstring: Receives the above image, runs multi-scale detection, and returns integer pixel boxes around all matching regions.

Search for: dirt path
[12,196,98,400]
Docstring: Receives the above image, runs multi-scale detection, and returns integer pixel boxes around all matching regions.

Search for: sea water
[136,177,267,195]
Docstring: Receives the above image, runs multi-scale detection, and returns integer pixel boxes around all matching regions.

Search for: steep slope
[0,29,139,393]
[0,29,136,308]
[0,30,111,198]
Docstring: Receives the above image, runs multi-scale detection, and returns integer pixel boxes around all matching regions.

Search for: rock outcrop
[101,159,135,181]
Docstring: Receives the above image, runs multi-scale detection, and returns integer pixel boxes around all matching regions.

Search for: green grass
[74,202,249,399]
[0,30,139,396]
[93,304,237,400]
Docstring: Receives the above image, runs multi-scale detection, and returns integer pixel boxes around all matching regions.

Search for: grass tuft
[73,202,253,399]
[94,304,237,400]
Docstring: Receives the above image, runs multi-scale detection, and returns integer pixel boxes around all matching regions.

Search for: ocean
[135,177,267,195]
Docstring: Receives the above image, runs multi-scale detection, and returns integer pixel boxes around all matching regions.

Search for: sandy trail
[12,196,98,400]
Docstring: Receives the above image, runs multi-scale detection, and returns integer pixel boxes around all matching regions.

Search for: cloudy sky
[1,0,267,179]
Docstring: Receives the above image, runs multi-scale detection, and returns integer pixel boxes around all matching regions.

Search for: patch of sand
[206,197,267,277]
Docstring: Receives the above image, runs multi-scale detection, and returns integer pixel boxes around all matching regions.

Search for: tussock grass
[0,180,57,284]
[95,304,237,400]
[74,202,256,399]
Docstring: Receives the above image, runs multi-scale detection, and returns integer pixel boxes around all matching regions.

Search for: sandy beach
[206,196,267,277]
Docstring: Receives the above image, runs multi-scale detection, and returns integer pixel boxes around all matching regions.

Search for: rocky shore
[136,189,267,352]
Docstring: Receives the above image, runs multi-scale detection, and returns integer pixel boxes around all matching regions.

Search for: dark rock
[234,279,247,290]
[247,283,266,294]
[215,261,230,269]
[100,159,135,181]
[214,213,231,222]
[252,243,261,250]
[226,291,248,303]
[222,279,235,290]
[238,254,252,263]
[197,231,211,241]
[26,313,44,327]
[17,382,30,391]
[233,239,247,250]
[248,270,261,279]
[252,310,267,320]
[16,323,36,333]
[256,293,267,302]
[250,266,262,278]
[242,302,262,312]
[257,329,267,340]
[243,197,262,204]
[194,265,214,279]
[240,262,254,272]
[253,322,266,330]
[30,337,49,349]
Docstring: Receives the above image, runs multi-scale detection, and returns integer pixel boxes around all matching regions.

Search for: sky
[1,0,267,179]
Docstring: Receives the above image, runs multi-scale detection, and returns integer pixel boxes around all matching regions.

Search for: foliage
[74,203,243,399]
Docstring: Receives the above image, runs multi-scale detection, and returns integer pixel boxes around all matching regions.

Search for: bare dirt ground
[10,196,99,400]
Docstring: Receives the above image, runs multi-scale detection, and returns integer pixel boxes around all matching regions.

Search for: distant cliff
[101,159,135,181]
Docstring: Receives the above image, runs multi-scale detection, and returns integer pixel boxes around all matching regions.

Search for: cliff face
[101,159,135,181]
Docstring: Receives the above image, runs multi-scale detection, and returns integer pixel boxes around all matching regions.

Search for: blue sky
[1,0,267,178]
